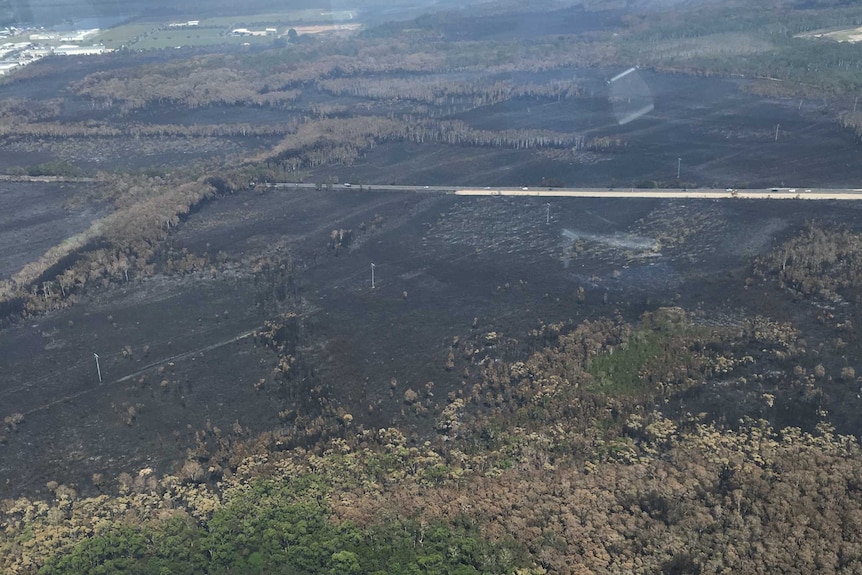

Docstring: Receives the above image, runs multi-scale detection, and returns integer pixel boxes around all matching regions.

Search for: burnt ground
[323,71,862,189]
[2,66,859,182]
[0,182,104,280]
[1,64,862,497]
[5,182,862,497]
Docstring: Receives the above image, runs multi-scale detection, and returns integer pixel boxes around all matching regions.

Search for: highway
[7,177,859,200]
[264,182,862,200]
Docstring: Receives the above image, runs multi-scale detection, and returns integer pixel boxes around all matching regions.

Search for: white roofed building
[53,44,106,55]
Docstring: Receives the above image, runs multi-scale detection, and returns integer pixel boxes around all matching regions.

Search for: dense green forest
[38,475,525,575]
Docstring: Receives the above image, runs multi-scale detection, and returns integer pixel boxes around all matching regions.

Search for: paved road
[10,178,857,200]
[265,182,862,200]
[0,175,96,183]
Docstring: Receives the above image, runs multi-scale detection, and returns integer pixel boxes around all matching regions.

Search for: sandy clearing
[291,23,362,35]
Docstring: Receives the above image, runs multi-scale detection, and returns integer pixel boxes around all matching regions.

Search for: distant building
[0,42,32,58]
[22,48,50,59]
[168,21,200,29]
[53,44,106,56]
[59,29,99,42]
[231,28,271,37]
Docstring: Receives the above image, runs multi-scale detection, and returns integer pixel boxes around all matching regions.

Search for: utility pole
[677,157,681,180]
[774,124,780,141]
[545,203,551,225]
[93,353,102,383]
[371,263,375,289]
[855,96,859,113]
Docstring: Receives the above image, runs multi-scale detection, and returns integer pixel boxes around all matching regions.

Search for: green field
[130,29,275,51]
[203,10,356,27]
[92,22,164,49]
[92,9,357,50]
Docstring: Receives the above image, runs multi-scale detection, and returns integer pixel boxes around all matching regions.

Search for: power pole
[93,353,102,383]
[545,203,551,225]
[371,263,376,289]
[774,124,780,141]
[677,157,681,180]
[855,96,859,113]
